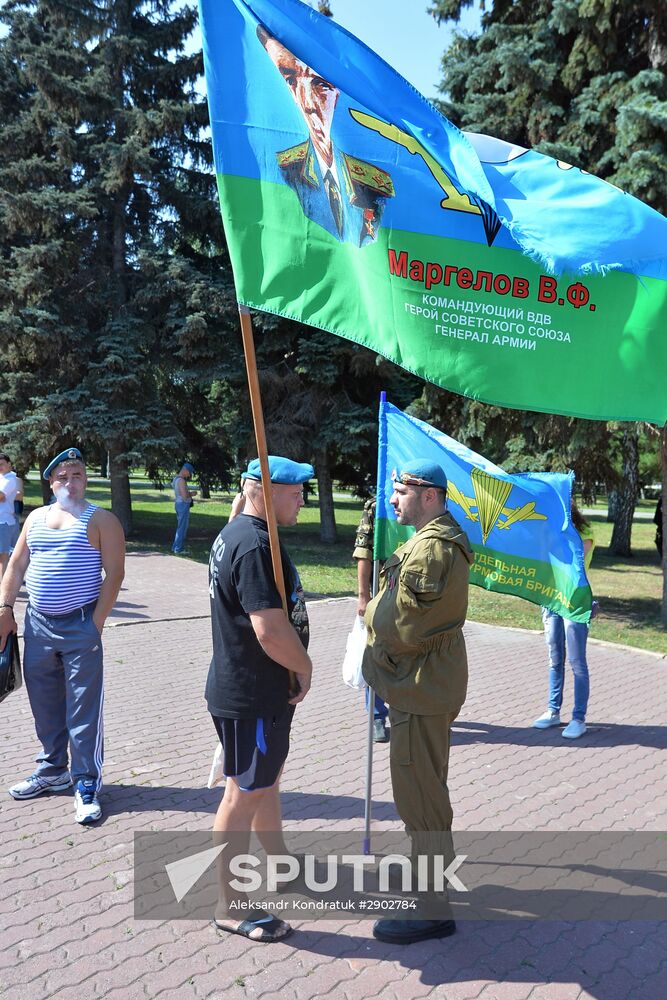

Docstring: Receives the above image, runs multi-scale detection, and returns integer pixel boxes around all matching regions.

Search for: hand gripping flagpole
[363,390,387,855]
[238,305,296,692]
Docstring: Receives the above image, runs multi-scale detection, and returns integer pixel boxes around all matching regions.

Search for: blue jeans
[172,501,191,553]
[541,607,590,722]
[365,688,388,722]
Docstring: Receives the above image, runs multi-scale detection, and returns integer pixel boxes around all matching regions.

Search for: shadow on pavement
[278,920,641,999]
[454,720,667,749]
[101,783,397,822]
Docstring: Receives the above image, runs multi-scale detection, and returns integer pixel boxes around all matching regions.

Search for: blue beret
[43,447,85,480]
[244,455,314,485]
[394,458,448,490]
[181,462,195,474]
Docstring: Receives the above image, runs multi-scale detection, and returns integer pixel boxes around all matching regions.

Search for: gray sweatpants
[23,602,104,790]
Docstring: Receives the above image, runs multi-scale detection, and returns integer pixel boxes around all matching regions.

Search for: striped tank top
[26,503,103,614]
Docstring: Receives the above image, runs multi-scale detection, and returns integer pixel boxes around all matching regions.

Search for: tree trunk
[40,458,52,505]
[199,477,211,500]
[109,446,132,536]
[609,426,639,556]
[661,425,667,624]
[606,488,618,522]
[314,447,337,544]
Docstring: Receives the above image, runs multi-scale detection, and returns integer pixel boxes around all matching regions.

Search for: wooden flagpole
[238,305,296,689]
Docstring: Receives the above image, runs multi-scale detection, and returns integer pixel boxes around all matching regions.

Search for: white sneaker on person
[532,710,561,729]
[74,779,102,824]
[562,719,587,739]
[9,772,72,799]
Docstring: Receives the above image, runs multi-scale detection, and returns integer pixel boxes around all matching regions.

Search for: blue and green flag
[377,400,593,623]
[199,0,667,423]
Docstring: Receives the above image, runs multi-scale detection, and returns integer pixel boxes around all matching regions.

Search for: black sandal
[213,914,292,942]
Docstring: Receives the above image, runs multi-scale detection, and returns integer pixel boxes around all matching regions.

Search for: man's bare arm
[249,608,312,704]
[356,556,372,616]
[91,509,126,631]
[0,520,33,649]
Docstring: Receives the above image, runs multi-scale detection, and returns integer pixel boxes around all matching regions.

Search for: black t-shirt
[205,514,309,719]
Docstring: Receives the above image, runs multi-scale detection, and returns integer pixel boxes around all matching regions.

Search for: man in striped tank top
[0,448,125,824]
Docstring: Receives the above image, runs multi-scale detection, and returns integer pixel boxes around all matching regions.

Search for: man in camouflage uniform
[363,459,473,946]
[353,498,389,742]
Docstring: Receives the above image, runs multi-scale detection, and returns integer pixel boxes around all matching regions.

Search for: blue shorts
[0,522,16,554]
[211,703,295,791]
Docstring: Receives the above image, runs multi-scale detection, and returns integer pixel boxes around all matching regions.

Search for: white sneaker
[74,780,102,824]
[9,772,72,799]
[562,719,587,739]
[532,710,561,729]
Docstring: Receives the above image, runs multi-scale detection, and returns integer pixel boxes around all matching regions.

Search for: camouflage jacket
[362,512,474,714]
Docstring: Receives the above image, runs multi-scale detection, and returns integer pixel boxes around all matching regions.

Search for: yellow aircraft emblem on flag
[449,469,547,544]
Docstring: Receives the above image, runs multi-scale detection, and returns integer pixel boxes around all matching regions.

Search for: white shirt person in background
[0,453,18,584]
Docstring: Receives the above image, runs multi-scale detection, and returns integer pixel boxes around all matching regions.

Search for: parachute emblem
[448,470,547,543]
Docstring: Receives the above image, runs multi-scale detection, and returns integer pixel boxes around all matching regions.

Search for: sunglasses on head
[394,474,438,488]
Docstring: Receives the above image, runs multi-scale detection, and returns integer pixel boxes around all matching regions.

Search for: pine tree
[219,310,422,544]
[0,0,236,532]
[431,0,666,213]
[0,0,95,481]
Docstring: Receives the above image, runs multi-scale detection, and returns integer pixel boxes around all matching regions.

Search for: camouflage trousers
[388,706,459,871]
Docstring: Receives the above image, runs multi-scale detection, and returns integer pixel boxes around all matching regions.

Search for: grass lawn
[21,477,667,655]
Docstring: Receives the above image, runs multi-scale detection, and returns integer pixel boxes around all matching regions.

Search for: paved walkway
[1,552,666,1000]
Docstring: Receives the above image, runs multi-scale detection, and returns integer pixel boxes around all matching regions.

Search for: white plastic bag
[207,742,225,788]
[342,616,368,690]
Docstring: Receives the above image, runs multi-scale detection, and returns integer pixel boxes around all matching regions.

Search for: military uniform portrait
[258,25,394,247]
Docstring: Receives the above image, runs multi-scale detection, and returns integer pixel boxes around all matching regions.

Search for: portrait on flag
[257,25,395,246]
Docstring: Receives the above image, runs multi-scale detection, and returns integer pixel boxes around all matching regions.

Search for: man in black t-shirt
[206,455,314,943]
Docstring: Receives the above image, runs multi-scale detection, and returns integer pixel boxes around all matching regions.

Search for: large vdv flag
[376,401,593,624]
[199,0,667,423]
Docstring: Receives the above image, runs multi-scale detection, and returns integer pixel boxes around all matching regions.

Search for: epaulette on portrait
[277,141,319,189]
[342,154,395,197]
[276,141,310,169]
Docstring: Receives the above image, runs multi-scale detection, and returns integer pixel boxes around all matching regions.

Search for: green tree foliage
[219,311,422,543]
[0,0,237,532]
[430,0,666,217]
[0,1,95,486]
[427,0,667,562]
[410,386,618,496]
